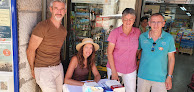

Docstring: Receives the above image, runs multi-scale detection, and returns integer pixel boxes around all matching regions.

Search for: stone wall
[17,0,42,92]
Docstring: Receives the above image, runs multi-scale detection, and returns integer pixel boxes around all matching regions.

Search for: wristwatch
[168,75,173,78]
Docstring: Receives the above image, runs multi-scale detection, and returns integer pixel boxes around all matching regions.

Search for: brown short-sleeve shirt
[32,19,67,67]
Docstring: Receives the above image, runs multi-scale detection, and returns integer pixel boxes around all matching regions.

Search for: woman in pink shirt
[106,8,140,92]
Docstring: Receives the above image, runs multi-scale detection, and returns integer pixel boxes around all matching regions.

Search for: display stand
[175,32,184,53]
[179,31,194,55]
[70,3,109,79]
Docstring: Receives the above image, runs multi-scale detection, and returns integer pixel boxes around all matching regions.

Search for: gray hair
[122,8,135,17]
[50,0,66,9]
[150,13,165,21]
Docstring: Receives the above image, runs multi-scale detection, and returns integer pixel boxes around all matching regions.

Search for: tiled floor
[168,53,194,92]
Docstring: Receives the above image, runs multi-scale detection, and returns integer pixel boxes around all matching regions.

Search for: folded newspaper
[105,80,120,88]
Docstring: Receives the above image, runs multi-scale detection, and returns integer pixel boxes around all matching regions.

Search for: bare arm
[26,35,43,78]
[107,42,119,81]
[136,49,142,70]
[136,49,141,57]
[92,63,101,83]
[64,56,85,86]
[165,52,175,90]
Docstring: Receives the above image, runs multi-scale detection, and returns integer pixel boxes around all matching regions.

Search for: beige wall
[102,0,136,28]
[117,0,136,26]
[17,0,42,92]
[118,0,136,14]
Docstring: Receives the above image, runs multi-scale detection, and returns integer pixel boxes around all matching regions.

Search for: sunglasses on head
[151,42,156,52]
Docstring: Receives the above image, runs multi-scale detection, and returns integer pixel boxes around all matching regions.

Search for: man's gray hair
[122,8,135,17]
[50,0,66,9]
[150,13,165,21]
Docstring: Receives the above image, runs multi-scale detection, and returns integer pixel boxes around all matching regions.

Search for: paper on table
[63,79,109,92]
[63,84,82,92]
[97,79,108,87]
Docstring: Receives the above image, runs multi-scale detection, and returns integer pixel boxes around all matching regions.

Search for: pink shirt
[107,25,141,74]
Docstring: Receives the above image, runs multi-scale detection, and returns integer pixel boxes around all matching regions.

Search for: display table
[179,39,194,55]
[63,79,108,92]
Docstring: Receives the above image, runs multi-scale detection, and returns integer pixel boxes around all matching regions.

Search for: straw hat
[76,38,99,51]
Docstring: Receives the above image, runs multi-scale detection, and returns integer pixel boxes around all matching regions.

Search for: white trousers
[34,63,64,92]
[107,67,137,92]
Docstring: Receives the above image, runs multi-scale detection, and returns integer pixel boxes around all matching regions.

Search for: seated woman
[64,38,101,86]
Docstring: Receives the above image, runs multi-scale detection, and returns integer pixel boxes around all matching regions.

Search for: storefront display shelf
[179,39,194,55]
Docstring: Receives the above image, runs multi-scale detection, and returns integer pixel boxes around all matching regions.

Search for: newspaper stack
[105,80,125,92]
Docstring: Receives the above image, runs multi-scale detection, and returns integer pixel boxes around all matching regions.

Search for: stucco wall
[102,0,136,28]
[117,0,136,27]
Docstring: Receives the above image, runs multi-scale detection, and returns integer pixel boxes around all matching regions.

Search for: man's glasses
[151,42,156,52]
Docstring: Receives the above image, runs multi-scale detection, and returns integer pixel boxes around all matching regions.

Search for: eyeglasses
[150,21,163,24]
[123,18,134,22]
[151,42,156,52]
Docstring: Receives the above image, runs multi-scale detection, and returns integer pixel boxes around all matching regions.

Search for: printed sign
[0,0,18,92]
[0,9,11,26]
[0,80,9,92]
[95,16,109,28]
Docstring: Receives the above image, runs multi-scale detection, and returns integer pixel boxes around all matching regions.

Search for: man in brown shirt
[26,0,67,92]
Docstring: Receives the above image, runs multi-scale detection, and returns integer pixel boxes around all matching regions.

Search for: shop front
[66,0,137,79]
[141,0,194,55]
[65,0,194,80]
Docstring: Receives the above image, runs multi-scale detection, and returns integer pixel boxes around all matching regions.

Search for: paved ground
[168,53,194,92]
